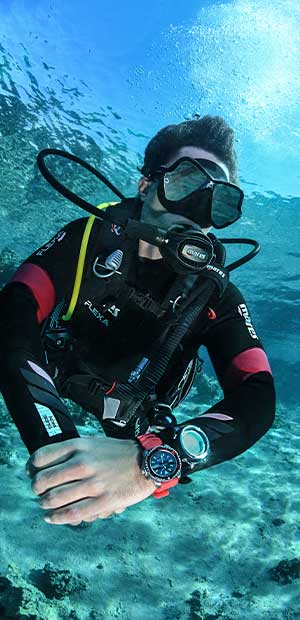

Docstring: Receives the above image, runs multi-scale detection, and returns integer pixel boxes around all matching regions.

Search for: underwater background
[0,1,299,618]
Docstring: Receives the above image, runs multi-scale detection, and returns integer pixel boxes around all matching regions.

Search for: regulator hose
[107,278,216,418]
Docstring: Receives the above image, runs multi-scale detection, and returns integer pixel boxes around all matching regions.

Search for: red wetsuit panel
[222,347,272,392]
[10,263,56,324]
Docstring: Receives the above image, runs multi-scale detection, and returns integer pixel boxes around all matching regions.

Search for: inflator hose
[109,278,216,415]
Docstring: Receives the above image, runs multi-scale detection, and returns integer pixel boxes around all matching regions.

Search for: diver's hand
[25,436,156,525]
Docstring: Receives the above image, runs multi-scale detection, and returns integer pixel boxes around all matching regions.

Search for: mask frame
[149,157,244,229]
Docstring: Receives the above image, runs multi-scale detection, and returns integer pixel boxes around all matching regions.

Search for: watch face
[149,448,179,480]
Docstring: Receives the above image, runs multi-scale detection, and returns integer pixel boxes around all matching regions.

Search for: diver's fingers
[27,438,81,471]
[84,507,126,521]
[69,507,127,525]
[84,512,113,522]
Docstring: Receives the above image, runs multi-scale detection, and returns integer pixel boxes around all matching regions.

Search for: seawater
[0,1,299,619]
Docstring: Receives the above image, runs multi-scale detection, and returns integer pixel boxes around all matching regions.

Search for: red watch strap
[136,433,163,450]
[152,478,179,499]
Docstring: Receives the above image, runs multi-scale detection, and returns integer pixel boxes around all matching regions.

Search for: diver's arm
[0,282,80,455]
[155,283,276,479]
[176,369,275,479]
[0,219,89,454]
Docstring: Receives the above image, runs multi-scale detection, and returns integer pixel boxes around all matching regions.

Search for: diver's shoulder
[61,215,104,235]
[217,279,247,309]
[62,216,90,230]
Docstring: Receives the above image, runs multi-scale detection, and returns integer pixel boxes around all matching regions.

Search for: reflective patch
[200,413,234,421]
[103,397,127,426]
[35,403,62,437]
[103,396,121,419]
[28,360,55,386]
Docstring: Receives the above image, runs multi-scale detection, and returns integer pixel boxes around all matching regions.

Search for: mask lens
[212,184,242,227]
[164,161,209,201]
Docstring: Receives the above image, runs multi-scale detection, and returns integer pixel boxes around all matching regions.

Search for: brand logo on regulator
[182,245,207,262]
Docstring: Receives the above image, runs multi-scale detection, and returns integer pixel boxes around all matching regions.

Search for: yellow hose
[62,202,119,321]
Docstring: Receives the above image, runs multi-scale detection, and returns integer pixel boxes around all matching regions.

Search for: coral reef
[269,558,300,585]
[0,562,87,619]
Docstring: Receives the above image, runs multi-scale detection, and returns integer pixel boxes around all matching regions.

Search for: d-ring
[171,295,182,312]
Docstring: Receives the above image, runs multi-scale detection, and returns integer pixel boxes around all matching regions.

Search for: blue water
[0,1,299,619]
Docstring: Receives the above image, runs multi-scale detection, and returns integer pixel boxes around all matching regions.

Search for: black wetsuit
[0,213,275,481]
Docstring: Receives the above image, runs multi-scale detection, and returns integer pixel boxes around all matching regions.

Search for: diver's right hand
[26,435,156,525]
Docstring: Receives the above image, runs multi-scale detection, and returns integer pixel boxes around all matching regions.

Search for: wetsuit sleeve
[17,217,89,315]
[0,218,88,454]
[156,282,276,480]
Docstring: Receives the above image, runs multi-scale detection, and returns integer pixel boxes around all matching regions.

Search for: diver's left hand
[25,436,156,525]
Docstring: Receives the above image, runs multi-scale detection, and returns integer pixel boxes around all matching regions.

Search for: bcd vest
[42,197,227,438]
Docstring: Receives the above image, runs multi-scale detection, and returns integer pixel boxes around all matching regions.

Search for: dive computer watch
[136,433,182,499]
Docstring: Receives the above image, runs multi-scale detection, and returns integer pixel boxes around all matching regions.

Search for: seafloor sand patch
[0,374,299,620]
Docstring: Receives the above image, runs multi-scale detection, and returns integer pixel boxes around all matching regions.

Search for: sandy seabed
[0,376,299,620]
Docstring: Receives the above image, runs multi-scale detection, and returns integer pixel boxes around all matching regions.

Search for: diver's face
[138,146,230,232]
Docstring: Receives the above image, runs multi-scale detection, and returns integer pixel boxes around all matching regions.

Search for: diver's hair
[140,115,239,184]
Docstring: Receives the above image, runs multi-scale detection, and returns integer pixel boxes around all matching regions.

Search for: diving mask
[148,157,244,229]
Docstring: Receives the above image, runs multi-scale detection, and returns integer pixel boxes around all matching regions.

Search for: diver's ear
[138,176,151,200]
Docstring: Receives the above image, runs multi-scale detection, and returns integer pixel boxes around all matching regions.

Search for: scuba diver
[0,115,275,525]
